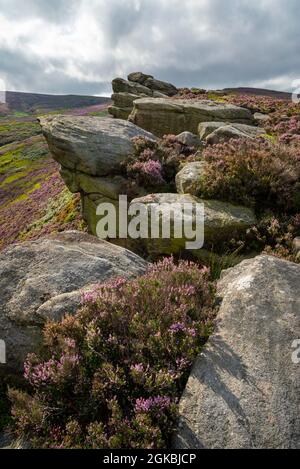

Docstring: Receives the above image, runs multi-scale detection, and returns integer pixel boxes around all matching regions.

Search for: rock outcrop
[174,255,300,449]
[109,72,177,119]
[128,193,256,257]
[0,231,147,373]
[111,77,153,96]
[39,116,156,176]
[129,98,254,137]
[39,116,156,232]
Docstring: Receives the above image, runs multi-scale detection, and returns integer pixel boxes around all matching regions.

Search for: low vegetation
[120,134,196,197]
[200,138,300,213]
[9,258,215,449]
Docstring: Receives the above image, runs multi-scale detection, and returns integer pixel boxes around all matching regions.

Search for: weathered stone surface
[112,78,153,96]
[143,77,178,96]
[108,105,133,120]
[129,193,255,256]
[39,116,156,176]
[198,121,227,140]
[61,168,127,199]
[81,195,119,237]
[175,131,203,148]
[176,161,207,195]
[153,91,168,98]
[206,123,265,145]
[254,112,270,124]
[129,98,254,137]
[199,121,265,141]
[175,255,300,449]
[0,231,147,373]
[111,92,141,108]
[127,72,154,85]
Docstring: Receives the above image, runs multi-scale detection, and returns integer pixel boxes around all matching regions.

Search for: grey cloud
[0,0,299,94]
[0,0,80,23]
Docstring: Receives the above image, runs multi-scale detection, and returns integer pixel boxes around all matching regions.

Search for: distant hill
[223,87,292,100]
[4,91,111,113]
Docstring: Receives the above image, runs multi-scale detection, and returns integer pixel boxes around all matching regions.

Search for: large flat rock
[0,231,147,373]
[129,98,254,137]
[174,255,300,448]
[39,116,156,176]
[129,193,255,256]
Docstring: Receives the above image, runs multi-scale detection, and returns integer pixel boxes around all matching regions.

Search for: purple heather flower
[135,396,171,413]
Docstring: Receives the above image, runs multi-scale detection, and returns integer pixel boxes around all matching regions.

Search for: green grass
[88,109,109,117]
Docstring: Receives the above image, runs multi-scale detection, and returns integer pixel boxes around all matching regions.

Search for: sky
[0,0,299,96]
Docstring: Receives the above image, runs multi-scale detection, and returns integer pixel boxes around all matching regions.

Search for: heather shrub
[200,138,300,213]
[245,213,300,262]
[209,212,300,264]
[10,258,215,449]
[273,116,300,145]
[119,135,196,197]
[224,93,284,113]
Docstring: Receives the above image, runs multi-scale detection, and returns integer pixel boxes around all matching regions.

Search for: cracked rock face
[129,98,254,137]
[174,255,300,449]
[0,231,147,373]
[39,116,156,176]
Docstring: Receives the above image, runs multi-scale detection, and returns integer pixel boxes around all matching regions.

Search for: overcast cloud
[0,0,299,96]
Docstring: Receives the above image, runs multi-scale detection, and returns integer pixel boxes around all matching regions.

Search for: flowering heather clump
[245,213,300,262]
[9,258,215,449]
[121,135,197,196]
[200,138,300,213]
[127,159,164,186]
[273,116,300,145]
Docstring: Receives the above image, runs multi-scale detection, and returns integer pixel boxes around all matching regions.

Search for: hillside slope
[0,93,111,250]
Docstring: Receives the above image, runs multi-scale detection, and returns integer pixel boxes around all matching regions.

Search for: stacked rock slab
[39,115,156,234]
[129,98,254,137]
[174,255,300,449]
[0,231,147,373]
[108,72,178,120]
